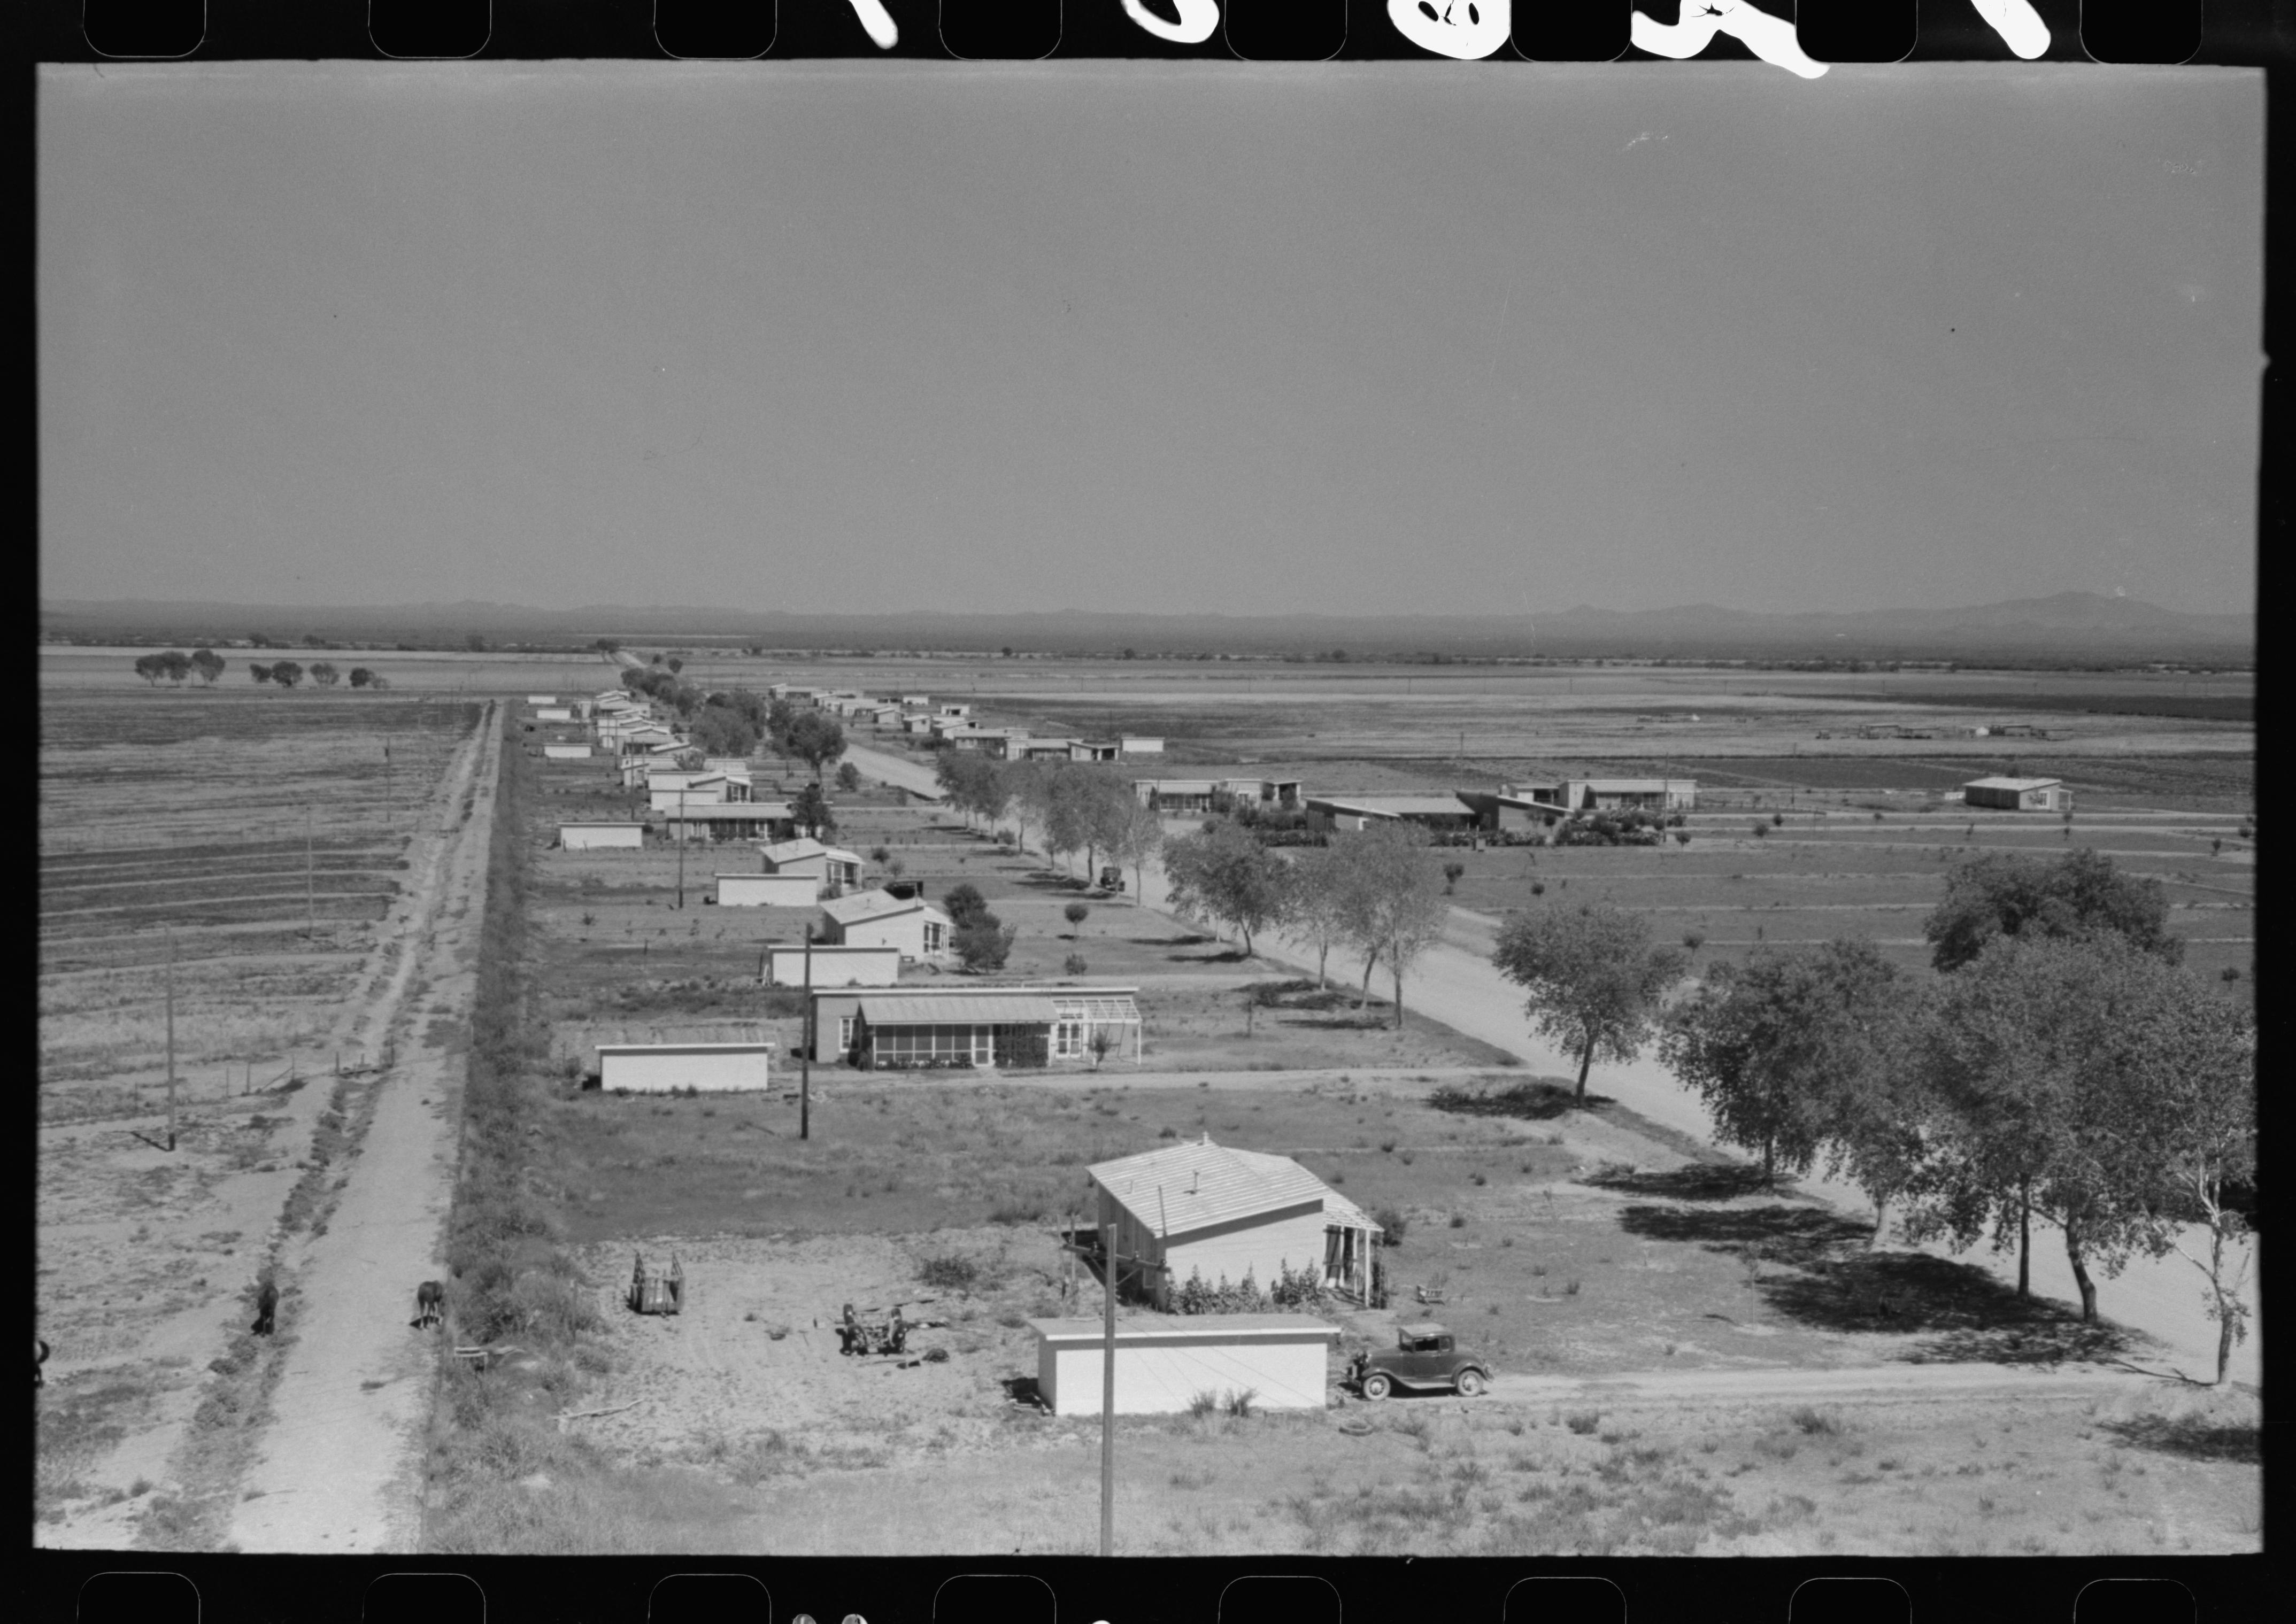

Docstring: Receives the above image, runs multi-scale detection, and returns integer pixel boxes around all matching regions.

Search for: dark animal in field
[413,1280,444,1331]
[35,1337,49,1387]
[252,1281,279,1336]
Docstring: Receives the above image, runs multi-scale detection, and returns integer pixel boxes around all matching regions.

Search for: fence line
[37,1044,391,1131]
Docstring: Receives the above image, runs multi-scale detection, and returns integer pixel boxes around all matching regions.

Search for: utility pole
[1101,1217,1118,1559]
[799,924,813,1141]
[164,929,179,1151]
[675,786,687,909]
[305,804,316,942]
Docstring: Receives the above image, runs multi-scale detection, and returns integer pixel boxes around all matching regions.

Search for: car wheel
[1362,1373,1391,1401]
[1455,1368,1487,1397]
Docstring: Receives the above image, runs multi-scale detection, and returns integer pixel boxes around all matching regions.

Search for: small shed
[761,837,865,892]
[716,872,820,908]
[535,707,573,722]
[543,743,593,760]
[595,1041,774,1093]
[1962,776,2071,812]
[1121,737,1166,756]
[526,693,557,704]
[560,822,645,850]
[762,943,901,990]
[1028,1315,1337,1416]
[816,888,951,958]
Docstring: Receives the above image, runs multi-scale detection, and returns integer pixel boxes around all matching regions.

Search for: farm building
[1019,738,1077,761]
[946,727,1027,757]
[1068,740,1123,763]
[535,707,573,722]
[1454,790,1561,833]
[1304,795,1478,833]
[815,889,953,960]
[660,802,796,843]
[703,756,753,777]
[715,872,820,908]
[807,983,1142,1065]
[649,772,753,810]
[901,694,930,708]
[1088,1136,1381,1306]
[761,942,902,989]
[1134,778,1221,813]
[1223,777,1303,807]
[1121,737,1166,756]
[901,714,939,736]
[760,837,864,893]
[937,703,973,719]
[560,822,645,850]
[1962,776,2072,811]
[542,743,593,760]
[594,1041,773,1094]
[1028,1316,1338,1417]
[1503,778,1697,813]
[526,693,557,704]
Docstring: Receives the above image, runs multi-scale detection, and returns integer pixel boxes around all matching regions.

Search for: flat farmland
[42,644,626,696]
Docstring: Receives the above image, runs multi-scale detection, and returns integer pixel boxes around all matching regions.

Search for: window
[836,1016,854,1053]
[1054,1021,1083,1058]
[923,921,945,952]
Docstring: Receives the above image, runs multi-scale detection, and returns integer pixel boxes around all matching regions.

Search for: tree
[953,919,1016,972]
[689,705,757,758]
[1443,862,1466,895]
[1333,823,1450,1030]
[1904,935,2192,1320]
[942,883,992,931]
[1283,845,1353,988]
[1064,901,1091,938]
[784,712,847,782]
[666,656,683,674]
[465,631,487,652]
[790,782,835,838]
[189,647,226,686]
[1161,819,1294,958]
[269,660,304,689]
[836,761,861,792]
[249,662,273,684]
[1661,939,1915,1205]
[1924,848,2181,972]
[1491,902,1687,1102]
[133,653,166,686]
[348,667,374,689]
[369,674,391,690]
[1107,796,1165,906]
[1001,759,1053,856]
[309,661,340,687]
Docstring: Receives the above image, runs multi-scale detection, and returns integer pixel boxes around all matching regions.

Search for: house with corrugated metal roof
[816,887,954,962]
[807,983,1143,1067]
[1087,1135,1380,1308]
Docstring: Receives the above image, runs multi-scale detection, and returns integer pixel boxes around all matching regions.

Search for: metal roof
[661,802,791,819]
[1308,795,1475,817]
[819,888,945,924]
[1088,1137,1340,1238]
[1027,1314,1337,1343]
[860,994,1059,1025]
[1963,776,2064,791]
[1397,1321,1449,1338]
[760,837,827,864]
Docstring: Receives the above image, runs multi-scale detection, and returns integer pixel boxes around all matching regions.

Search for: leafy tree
[783,712,847,783]
[269,660,304,689]
[1161,818,1294,958]
[249,662,274,684]
[1492,902,1688,1102]
[1661,940,1917,1211]
[133,653,166,686]
[689,705,757,758]
[836,761,862,792]
[189,647,226,685]
[157,650,192,685]
[1443,862,1466,895]
[1904,935,2190,1320]
[953,919,1016,972]
[1924,848,2181,972]
[790,782,835,838]
[1001,759,1053,856]
[1107,796,1165,905]
[348,666,374,689]
[465,631,487,652]
[1331,823,1450,1030]
[309,661,340,687]
[1064,901,1090,938]
[941,883,992,931]
[1283,845,1354,988]
[666,656,683,674]
[369,674,391,690]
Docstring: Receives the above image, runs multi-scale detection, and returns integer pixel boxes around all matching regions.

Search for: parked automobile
[1346,1322,1491,1400]
[1098,867,1126,892]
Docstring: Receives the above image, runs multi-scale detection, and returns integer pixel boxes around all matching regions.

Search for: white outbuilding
[543,743,594,760]
[526,693,557,704]
[559,822,645,850]
[715,872,821,908]
[1027,1314,1337,1416]
[761,943,902,988]
[595,1041,774,1094]
[536,707,573,722]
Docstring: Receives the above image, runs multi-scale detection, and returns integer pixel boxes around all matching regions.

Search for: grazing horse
[414,1280,444,1331]
[35,1337,48,1388]
[252,1281,279,1336]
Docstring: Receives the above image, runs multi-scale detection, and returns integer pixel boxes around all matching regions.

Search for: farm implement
[628,1252,685,1316]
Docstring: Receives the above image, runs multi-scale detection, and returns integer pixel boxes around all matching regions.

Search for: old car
[1347,1321,1491,1399]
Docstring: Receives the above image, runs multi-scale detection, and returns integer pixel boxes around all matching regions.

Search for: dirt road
[220,702,503,1552]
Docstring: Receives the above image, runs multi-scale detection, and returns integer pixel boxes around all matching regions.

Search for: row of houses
[766,680,1167,762]
[1130,776,1701,831]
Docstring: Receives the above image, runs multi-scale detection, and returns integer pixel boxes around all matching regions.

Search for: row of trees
[615,677,849,783]
[1496,848,2250,1381]
[133,648,227,685]
[935,756,1165,896]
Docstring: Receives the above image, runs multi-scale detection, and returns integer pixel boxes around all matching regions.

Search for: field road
[220,702,503,1553]
[839,741,2259,1390]
[1479,1358,2143,1409]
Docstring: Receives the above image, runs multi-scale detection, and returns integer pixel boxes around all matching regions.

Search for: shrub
[917,1252,981,1292]
[1173,1267,1268,1315]
[1449,1212,1467,1229]
[2220,965,2243,982]
[1374,1206,1407,1244]
[1064,954,1088,976]
[1565,1410,1601,1435]
[1224,1388,1258,1419]
[1188,1389,1220,1418]
[1682,931,1705,951]
[1789,1405,1842,1436]
[953,921,1016,972]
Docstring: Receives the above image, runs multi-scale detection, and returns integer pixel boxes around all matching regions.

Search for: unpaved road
[836,740,2260,1390]
[220,702,503,1552]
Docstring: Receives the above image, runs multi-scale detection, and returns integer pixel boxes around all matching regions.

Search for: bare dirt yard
[36,682,492,1546]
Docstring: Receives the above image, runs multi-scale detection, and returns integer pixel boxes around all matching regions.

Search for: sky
[37,61,2262,618]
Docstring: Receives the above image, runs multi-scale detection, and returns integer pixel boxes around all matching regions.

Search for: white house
[1088,1136,1382,1306]
[650,772,739,811]
[759,837,864,893]
[816,888,952,961]
[715,872,820,908]
[1962,776,2072,812]
[526,693,557,704]
[595,1041,773,1094]
[1028,1316,1337,1417]
[761,942,902,988]
[542,743,593,760]
[1121,737,1166,756]
[661,802,795,843]
[535,707,573,722]
[560,822,645,850]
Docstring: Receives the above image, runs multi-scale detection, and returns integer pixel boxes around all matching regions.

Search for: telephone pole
[1101,1218,1118,1558]
[164,929,179,1151]
[305,803,316,941]
[675,787,687,909]
[799,925,813,1141]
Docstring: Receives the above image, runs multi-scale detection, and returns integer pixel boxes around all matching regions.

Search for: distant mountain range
[40,592,2253,663]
